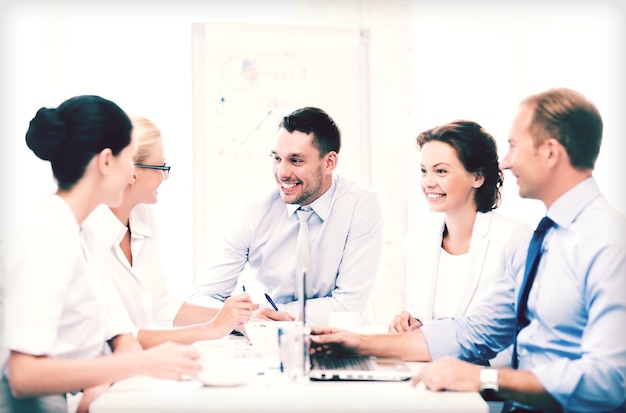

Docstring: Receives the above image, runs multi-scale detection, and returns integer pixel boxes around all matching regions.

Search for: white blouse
[432,249,470,319]
[82,204,184,329]
[0,195,133,377]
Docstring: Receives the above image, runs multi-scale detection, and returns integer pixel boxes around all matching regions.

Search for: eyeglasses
[135,163,171,180]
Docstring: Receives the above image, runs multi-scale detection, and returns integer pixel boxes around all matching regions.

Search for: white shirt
[432,249,470,319]
[404,211,531,322]
[190,176,384,326]
[404,211,531,367]
[0,195,133,377]
[82,204,184,329]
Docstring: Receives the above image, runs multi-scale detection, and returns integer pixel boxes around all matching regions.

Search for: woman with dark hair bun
[26,95,134,192]
[0,96,200,413]
[388,120,531,367]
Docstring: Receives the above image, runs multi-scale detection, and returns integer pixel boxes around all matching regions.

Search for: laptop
[299,268,411,382]
[309,352,413,381]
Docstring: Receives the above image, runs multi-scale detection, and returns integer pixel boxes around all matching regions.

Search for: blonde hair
[129,115,162,164]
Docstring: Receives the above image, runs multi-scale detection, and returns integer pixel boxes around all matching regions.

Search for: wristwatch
[479,368,499,392]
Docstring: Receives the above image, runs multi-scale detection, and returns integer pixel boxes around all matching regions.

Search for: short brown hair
[523,88,602,170]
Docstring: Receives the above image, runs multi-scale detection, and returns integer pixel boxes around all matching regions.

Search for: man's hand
[309,326,362,355]
[411,356,482,391]
[253,307,295,321]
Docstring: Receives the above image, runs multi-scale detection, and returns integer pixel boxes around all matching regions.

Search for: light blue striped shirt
[422,177,626,412]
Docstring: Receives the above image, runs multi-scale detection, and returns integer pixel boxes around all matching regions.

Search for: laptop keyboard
[311,354,373,371]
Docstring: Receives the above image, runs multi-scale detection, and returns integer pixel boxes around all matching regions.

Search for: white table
[91,333,489,413]
[91,367,488,413]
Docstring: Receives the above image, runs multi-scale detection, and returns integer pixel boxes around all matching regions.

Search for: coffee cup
[193,340,254,386]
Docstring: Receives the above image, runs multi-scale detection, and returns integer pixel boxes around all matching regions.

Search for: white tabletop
[91,333,488,413]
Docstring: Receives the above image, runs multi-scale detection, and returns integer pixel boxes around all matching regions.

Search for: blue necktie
[512,216,555,369]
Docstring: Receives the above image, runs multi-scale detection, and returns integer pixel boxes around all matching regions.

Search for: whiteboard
[191,22,369,276]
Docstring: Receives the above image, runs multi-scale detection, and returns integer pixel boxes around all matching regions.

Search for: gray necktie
[296,206,314,300]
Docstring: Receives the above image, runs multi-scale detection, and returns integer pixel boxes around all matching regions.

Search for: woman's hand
[388,311,422,333]
[208,293,259,337]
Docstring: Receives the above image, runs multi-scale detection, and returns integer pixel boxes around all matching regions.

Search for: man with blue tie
[311,88,626,412]
[190,107,383,326]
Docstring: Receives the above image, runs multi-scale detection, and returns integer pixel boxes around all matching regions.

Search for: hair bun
[25,107,69,161]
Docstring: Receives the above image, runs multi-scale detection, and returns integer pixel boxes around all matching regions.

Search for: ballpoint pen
[264,293,279,311]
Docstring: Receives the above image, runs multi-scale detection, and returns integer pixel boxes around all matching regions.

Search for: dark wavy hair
[25,95,132,190]
[280,106,341,157]
[416,120,503,212]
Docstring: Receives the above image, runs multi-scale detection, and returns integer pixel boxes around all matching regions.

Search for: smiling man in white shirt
[190,107,384,326]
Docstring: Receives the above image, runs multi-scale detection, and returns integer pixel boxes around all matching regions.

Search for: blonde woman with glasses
[82,116,258,349]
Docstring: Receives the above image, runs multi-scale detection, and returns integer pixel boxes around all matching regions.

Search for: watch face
[480,368,499,392]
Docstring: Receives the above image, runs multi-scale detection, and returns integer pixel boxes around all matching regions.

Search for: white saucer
[197,369,255,387]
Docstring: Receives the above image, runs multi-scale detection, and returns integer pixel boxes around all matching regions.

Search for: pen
[242,285,246,292]
[264,293,279,311]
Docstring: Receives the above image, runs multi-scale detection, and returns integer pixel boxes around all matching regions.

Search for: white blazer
[403,211,531,366]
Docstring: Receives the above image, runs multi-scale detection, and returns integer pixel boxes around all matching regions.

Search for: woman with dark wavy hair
[388,120,530,367]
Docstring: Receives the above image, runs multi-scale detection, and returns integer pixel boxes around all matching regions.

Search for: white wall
[1,0,623,325]
[408,1,625,227]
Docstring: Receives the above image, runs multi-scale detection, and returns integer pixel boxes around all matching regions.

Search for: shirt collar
[85,204,154,248]
[546,176,601,229]
[286,176,337,222]
[85,204,127,247]
[128,206,153,239]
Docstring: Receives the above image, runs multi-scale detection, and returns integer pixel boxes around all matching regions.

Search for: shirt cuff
[420,319,462,360]
[529,358,576,408]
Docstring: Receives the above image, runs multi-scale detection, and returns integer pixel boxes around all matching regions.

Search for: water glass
[277,324,311,384]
